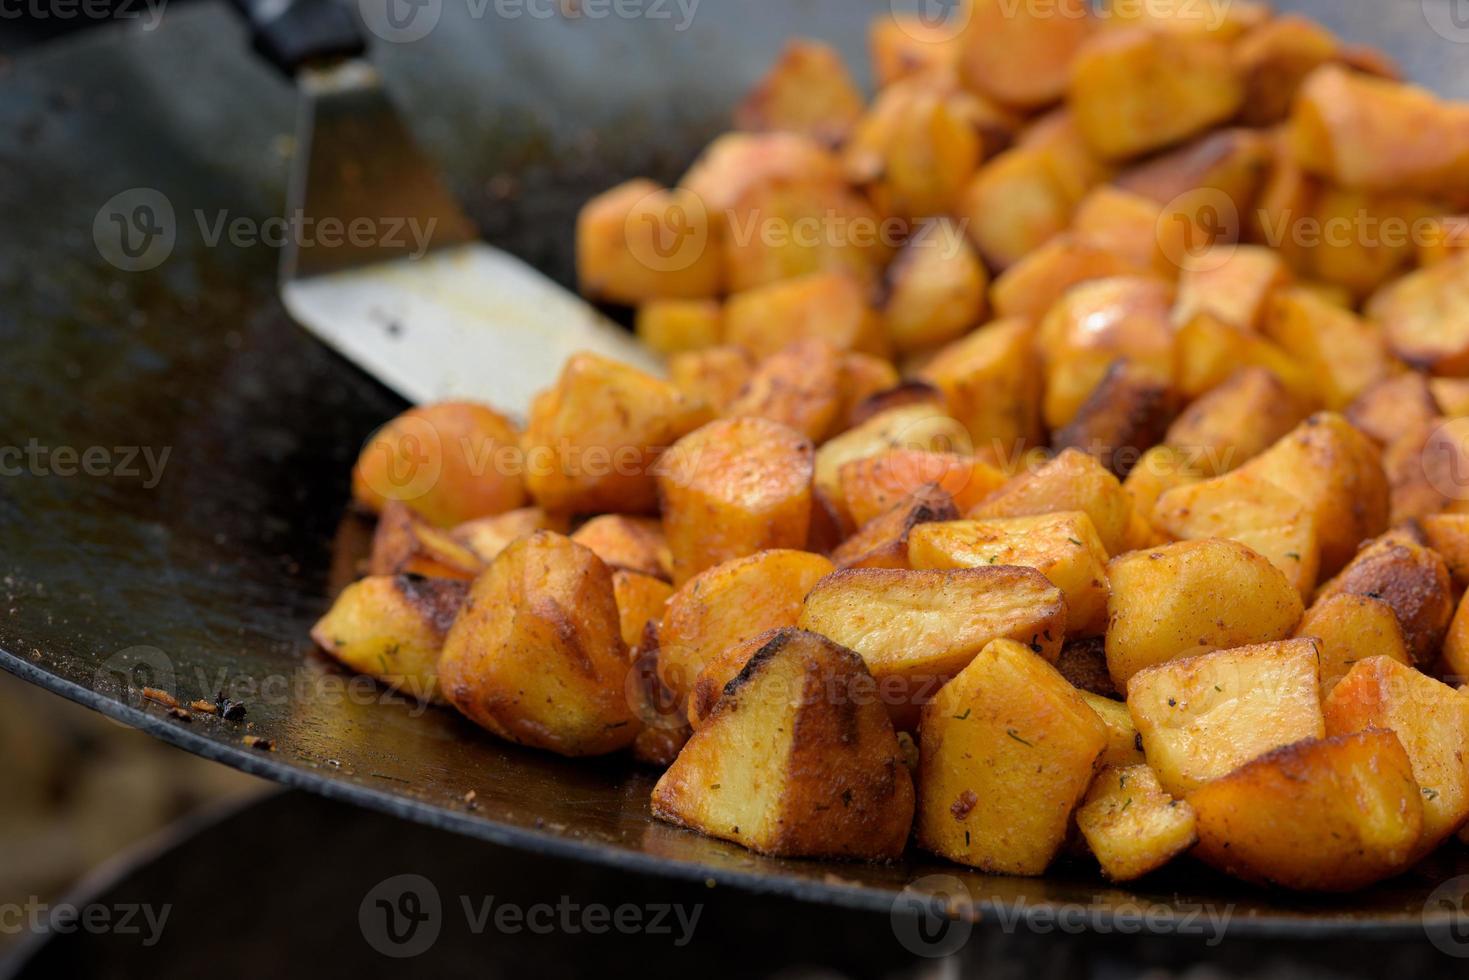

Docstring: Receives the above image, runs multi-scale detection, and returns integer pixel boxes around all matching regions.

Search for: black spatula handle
[228,0,367,75]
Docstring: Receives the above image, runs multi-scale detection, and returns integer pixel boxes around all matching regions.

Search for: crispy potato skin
[882,220,988,353]
[453,508,568,565]
[1055,636,1118,698]
[725,339,843,442]
[969,448,1133,555]
[839,451,1006,528]
[1294,593,1412,697]
[734,40,864,145]
[815,404,973,523]
[352,402,526,528]
[685,628,786,731]
[311,574,468,704]
[1316,530,1453,666]
[370,501,482,580]
[1075,764,1196,882]
[652,629,915,860]
[1369,253,1469,376]
[1187,731,1423,891]
[725,272,887,359]
[438,532,637,757]
[1051,361,1178,478]
[658,417,815,586]
[917,639,1107,875]
[832,491,960,571]
[657,549,835,707]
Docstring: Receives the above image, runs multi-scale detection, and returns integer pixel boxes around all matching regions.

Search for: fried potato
[352,401,526,528]
[799,566,1066,729]
[685,629,784,731]
[1051,361,1178,478]
[1070,28,1243,160]
[524,353,712,516]
[724,338,843,442]
[651,628,914,860]
[908,512,1110,636]
[846,81,986,221]
[370,501,482,580]
[1105,540,1305,686]
[1325,656,1469,851]
[657,549,834,705]
[1172,312,1317,404]
[1163,367,1311,476]
[839,451,1006,528]
[916,638,1107,875]
[724,272,887,359]
[968,448,1133,556]
[612,570,674,651]
[1306,189,1427,301]
[667,346,754,415]
[1421,513,1469,588]
[1346,373,1441,448]
[311,574,467,704]
[814,404,972,522]
[882,220,988,353]
[1070,186,1169,275]
[658,417,814,586]
[1075,764,1196,882]
[869,15,960,87]
[1187,731,1423,891]
[576,179,722,303]
[438,532,636,756]
[835,353,903,431]
[452,508,568,565]
[846,381,946,430]
[1368,253,1469,376]
[634,299,722,355]
[571,515,671,580]
[991,234,1142,321]
[957,0,1093,110]
[1079,692,1145,768]
[956,148,1075,271]
[1016,108,1116,205]
[722,180,890,293]
[678,132,843,216]
[832,491,960,571]
[1126,639,1325,797]
[1173,245,1291,332]
[1443,592,1469,681]
[1121,446,1203,525]
[734,39,865,146]
[917,318,1044,457]
[1263,289,1391,410]
[1231,14,1340,126]
[1316,529,1453,666]
[1294,593,1412,697]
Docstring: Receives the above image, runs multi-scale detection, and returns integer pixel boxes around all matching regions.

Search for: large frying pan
[4,0,1469,939]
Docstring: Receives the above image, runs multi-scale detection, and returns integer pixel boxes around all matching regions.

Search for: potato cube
[724,338,842,442]
[1126,639,1325,797]
[918,318,1044,457]
[1306,189,1426,301]
[1232,14,1340,126]
[571,515,671,580]
[799,567,1066,729]
[576,179,722,303]
[1173,245,1291,332]
[1098,0,1267,39]
[835,353,902,431]
[657,549,834,705]
[1164,367,1311,476]
[869,15,960,87]
[846,82,985,221]
[1075,764,1196,882]
[956,148,1074,271]
[678,132,844,217]
[1172,312,1317,403]
[968,448,1134,556]
[722,180,890,294]
[1325,656,1469,851]
[452,508,567,565]
[1316,530,1453,666]
[611,570,673,652]
[814,404,973,521]
[1187,731,1423,891]
[1070,186,1169,275]
[524,353,712,515]
[1346,373,1441,449]
[832,491,959,571]
[1121,446,1202,523]
[1106,540,1305,686]
[1263,289,1391,410]
[634,299,722,355]
[734,40,865,146]
[311,574,467,704]
[369,501,482,580]
[667,346,754,415]
[1070,29,1243,160]
[1079,692,1145,768]
[916,638,1107,874]
[1421,513,1469,588]
[658,417,814,586]
[957,0,1093,110]
[839,450,1006,528]
[1016,108,1116,205]
[991,234,1142,321]
[724,272,886,359]
[882,220,988,353]
[439,532,637,756]
[908,512,1111,635]
[1294,593,1412,696]
[652,628,914,859]
[1051,361,1178,478]
[1368,253,1469,376]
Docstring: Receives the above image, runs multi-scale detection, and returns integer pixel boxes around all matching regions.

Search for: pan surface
[4,0,1469,938]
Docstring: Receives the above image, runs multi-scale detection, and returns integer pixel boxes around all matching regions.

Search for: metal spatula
[229,0,660,413]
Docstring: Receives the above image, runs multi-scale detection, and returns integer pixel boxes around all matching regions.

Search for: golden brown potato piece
[1057,637,1118,698]
[839,451,1006,528]
[1305,189,1427,301]
[956,148,1075,271]
[678,132,844,217]
[969,448,1134,556]
[1069,28,1243,161]
[991,234,1142,321]
[370,501,482,581]
[869,15,961,87]
[799,566,1066,729]
[832,491,960,571]
[634,299,722,356]
[1173,245,1291,333]
[1263,289,1391,410]
[1080,692,1145,768]
[667,346,755,415]
[722,180,890,293]
[571,515,671,580]
[1187,731,1423,891]
[1431,377,1469,416]
[311,574,467,704]
[1126,639,1325,797]
[1051,361,1178,478]
[524,353,712,516]
[835,353,902,431]
[438,532,636,756]
[916,638,1107,875]
[734,40,865,146]
[908,512,1111,636]
[1290,65,1469,198]
[918,318,1044,457]
[1070,186,1169,275]
[1380,417,1459,525]
[611,570,674,652]
[1075,764,1196,882]
[1172,311,1317,404]
[724,272,886,360]
[684,628,784,731]
[352,401,526,528]
[1017,108,1116,204]
[1444,591,1469,681]
[1232,14,1340,126]
[1316,530,1453,667]
[1120,446,1202,542]
[1294,593,1413,696]
[1421,512,1469,588]
[1105,539,1305,687]
[815,404,972,522]
[1325,656,1469,852]
[846,380,946,431]
[658,417,813,586]
[881,220,988,353]
[1346,373,1441,448]
[957,0,1093,110]
[651,628,914,860]
[724,339,843,442]
[657,549,834,705]
[452,508,568,565]
[1163,367,1312,475]
[1368,253,1469,376]
[576,179,722,303]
